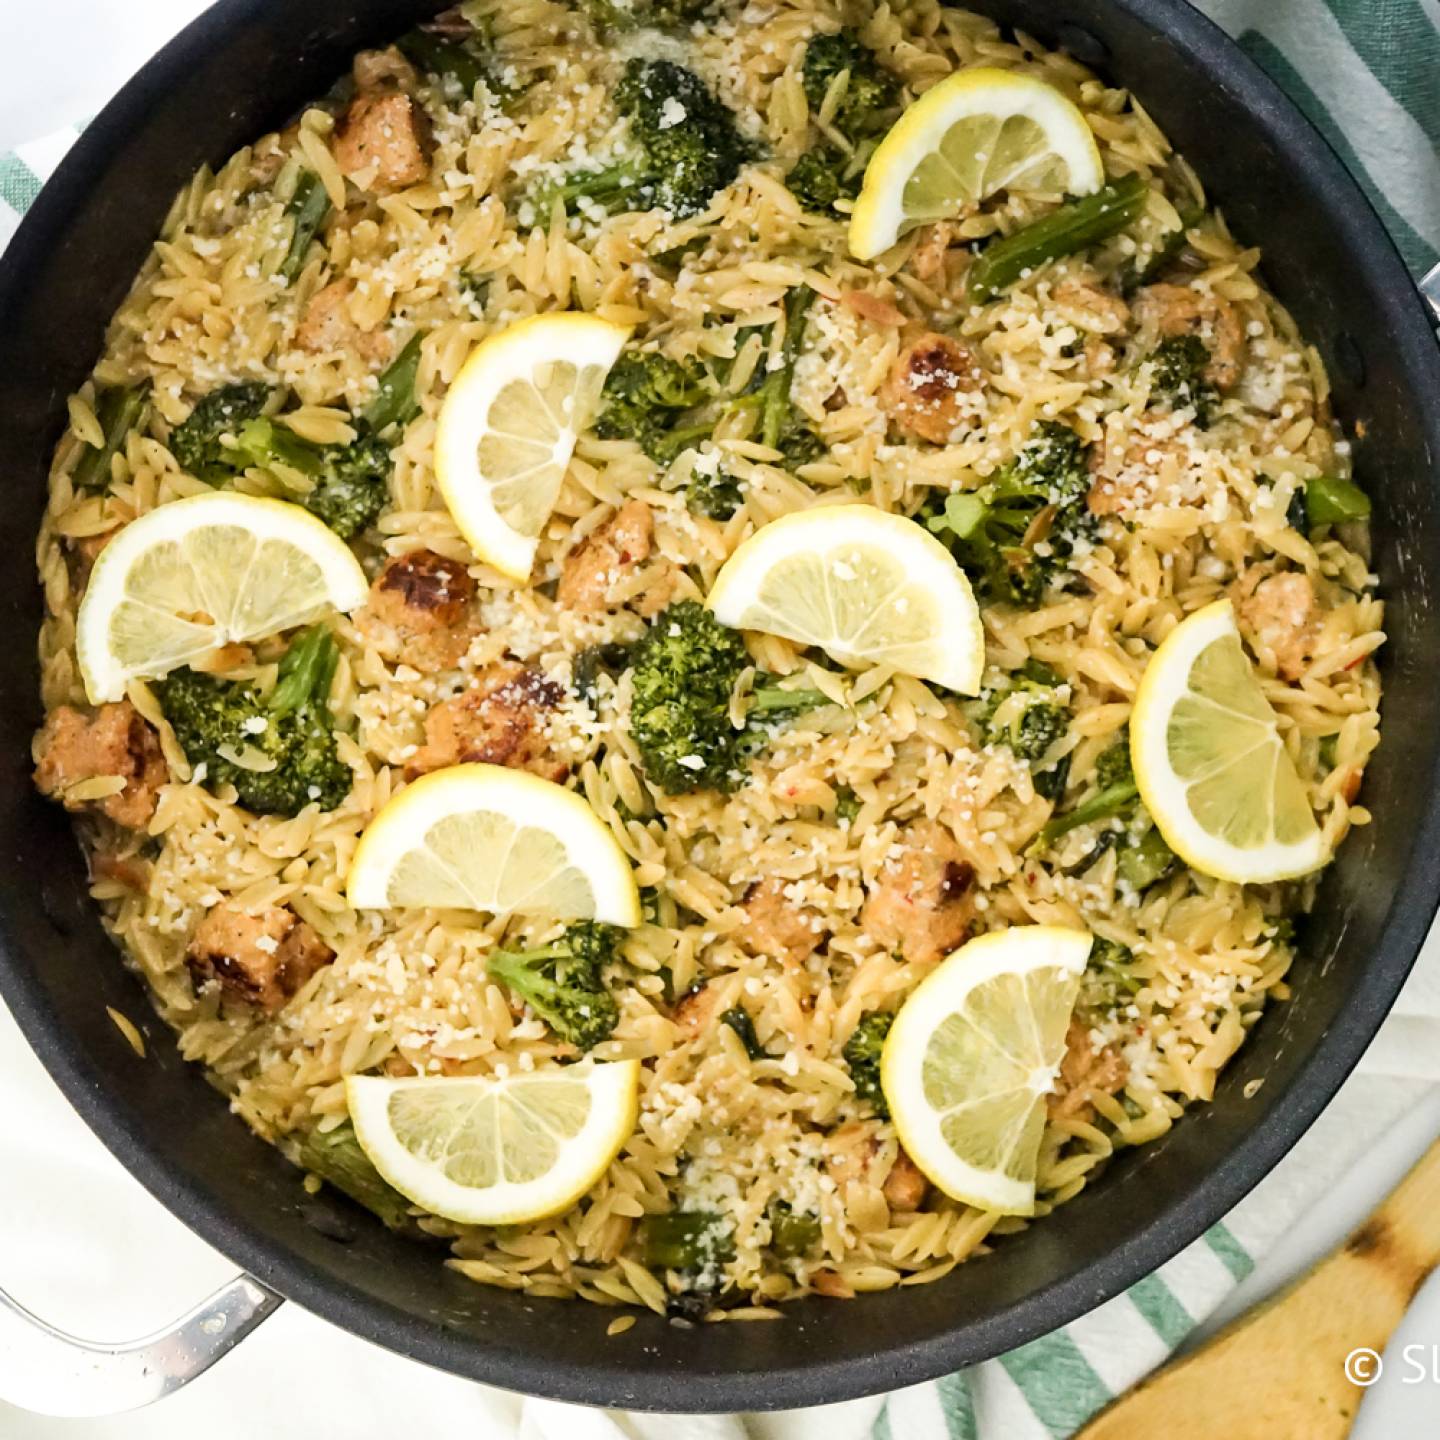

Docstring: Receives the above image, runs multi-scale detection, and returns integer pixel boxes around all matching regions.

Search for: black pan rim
[2,0,1439,1413]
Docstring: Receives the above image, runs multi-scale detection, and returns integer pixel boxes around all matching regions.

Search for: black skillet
[0,0,1437,1416]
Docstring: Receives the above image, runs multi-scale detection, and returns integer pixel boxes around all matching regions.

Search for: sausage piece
[406,660,568,781]
[1237,569,1320,681]
[359,549,478,672]
[187,903,335,1013]
[1048,1019,1127,1124]
[334,91,433,193]
[861,819,976,965]
[295,280,390,363]
[34,702,168,829]
[735,876,822,967]
[879,333,983,444]
[557,500,658,614]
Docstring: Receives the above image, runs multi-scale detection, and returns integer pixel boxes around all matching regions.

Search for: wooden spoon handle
[1077,1137,1440,1440]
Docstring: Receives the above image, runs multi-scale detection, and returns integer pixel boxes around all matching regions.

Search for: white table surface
[3,2,1439,1434]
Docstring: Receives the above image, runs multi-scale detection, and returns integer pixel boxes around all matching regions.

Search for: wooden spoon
[1077,1138,1440,1439]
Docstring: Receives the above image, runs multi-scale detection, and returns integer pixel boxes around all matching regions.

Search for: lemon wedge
[881,925,1091,1215]
[706,504,984,693]
[346,1060,641,1225]
[849,67,1103,261]
[347,763,642,924]
[434,313,631,581]
[75,491,368,704]
[1131,599,1327,884]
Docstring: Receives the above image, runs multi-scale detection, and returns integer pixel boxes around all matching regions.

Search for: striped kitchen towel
[0,3,1435,1439]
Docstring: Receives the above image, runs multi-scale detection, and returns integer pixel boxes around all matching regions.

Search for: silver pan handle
[0,1273,282,1418]
[1422,261,1440,324]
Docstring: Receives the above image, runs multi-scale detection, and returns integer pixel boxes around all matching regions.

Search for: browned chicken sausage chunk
[406,661,567,781]
[359,549,477,672]
[1048,1019,1128,1124]
[879,333,983,444]
[187,903,335,1013]
[334,91,433,193]
[861,819,976,965]
[295,280,390,363]
[735,875,822,967]
[1237,569,1320,681]
[557,500,658,614]
[34,702,168,829]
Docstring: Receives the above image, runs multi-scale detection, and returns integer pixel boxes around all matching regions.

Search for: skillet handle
[0,1272,282,1417]
[1422,262,1440,325]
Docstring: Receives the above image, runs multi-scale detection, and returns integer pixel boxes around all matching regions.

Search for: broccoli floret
[786,145,860,213]
[629,601,751,792]
[926,421,1094,606]
[833,784,862,823]
[576,0,709,33]
[232,419,391,540]
[1083,937,1141,1011]
[486,921,622,1050]
[627,601,829,793]
[685,462,745,519]
[843,1011,892,1117]
[301,434,393,538]
[802,30,899,144]
[1149,335,1217,425]
[169,382,271,482]
[530,59,748,220]
[594,351,713,464]
[1034,731,1176,890]
[155,625,351,818]
[572,640,635,702]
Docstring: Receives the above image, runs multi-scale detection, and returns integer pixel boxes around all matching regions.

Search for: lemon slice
[347,763,642,924]
[706,504,984,693]
[434,313,631,582]
[75,491,368,704]
[849,67,1104,261]
[1131,599,1327,884]
[881,925,1091,1216]
[346,1060,640,1224]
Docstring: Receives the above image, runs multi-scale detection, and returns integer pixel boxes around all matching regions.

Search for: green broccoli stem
[279,172,332,285]
[767,1200,821,1257]
[644,1211,736,1272]
[270,625,339,715]
[397,28,489,95]
[362,333,425,434]
[760,286,816,450]
[73,384,150,491]
[234,417,327,476]
[966,173,1149,303]
[1117,825,1178,890]
[748,679,832,714]
[1037,778,1140,848]
[295,1122,413,1229]
[1303,474,1371,527]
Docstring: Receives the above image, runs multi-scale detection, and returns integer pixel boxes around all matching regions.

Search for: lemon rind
[433,313,631,582]
[76,490,369,704]
[849,67,1104,261]
[706,504,985,695]
[346,1060,641,1225]
[880,925,1091,1215]
[1130,599,1329,885]
[345,762,642,925]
